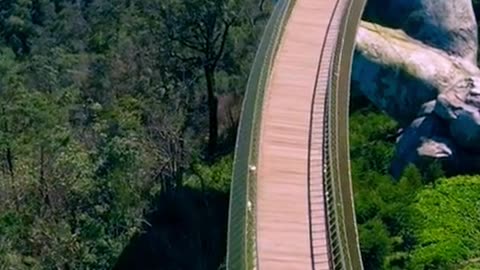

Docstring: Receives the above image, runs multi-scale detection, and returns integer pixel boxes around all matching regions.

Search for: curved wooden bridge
[227,0,366,269]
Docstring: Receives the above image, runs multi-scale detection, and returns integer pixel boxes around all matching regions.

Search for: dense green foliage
[409,176,480,269]
[350,104,415,270]
[0,0,270,269]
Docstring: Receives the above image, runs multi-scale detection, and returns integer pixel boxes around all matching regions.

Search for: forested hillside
[0,0,270,269]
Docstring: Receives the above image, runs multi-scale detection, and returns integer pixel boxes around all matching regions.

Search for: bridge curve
[227,0,366,269]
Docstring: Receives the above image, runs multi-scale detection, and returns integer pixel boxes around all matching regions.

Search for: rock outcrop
[364,0,478,62]
[353,0,480,178]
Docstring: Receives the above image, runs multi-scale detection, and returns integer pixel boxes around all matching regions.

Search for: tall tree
[158,0,242,157]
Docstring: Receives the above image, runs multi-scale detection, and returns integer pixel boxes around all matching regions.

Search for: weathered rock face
[363,0,478,62]
[391,115,455,179]
[353,0,480,178]
[406,0,478,62]
[363,0,419,27]
[435,77,480,151]
[352,23,438,125]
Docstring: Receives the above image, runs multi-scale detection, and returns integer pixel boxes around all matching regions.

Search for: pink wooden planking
[256,0,343,269]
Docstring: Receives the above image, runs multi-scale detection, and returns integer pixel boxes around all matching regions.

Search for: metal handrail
[227,0,366,269]
[226,0,294,269]
[324,0,366,269]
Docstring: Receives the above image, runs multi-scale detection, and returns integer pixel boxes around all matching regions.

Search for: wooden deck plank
[255,0,342,269]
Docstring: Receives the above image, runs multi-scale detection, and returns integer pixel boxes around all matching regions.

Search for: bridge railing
[324,0,366,269]
[227,0,365,268]
[226,0,294,269]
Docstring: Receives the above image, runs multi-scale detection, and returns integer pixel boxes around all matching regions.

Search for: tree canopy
[0,0,268,268]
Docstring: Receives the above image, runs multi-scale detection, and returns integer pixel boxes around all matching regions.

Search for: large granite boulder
[435,77,480,151]
[353,0,480,178]
[391,115,455,179]
[405,0,478,62]
[363,0,478,62]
